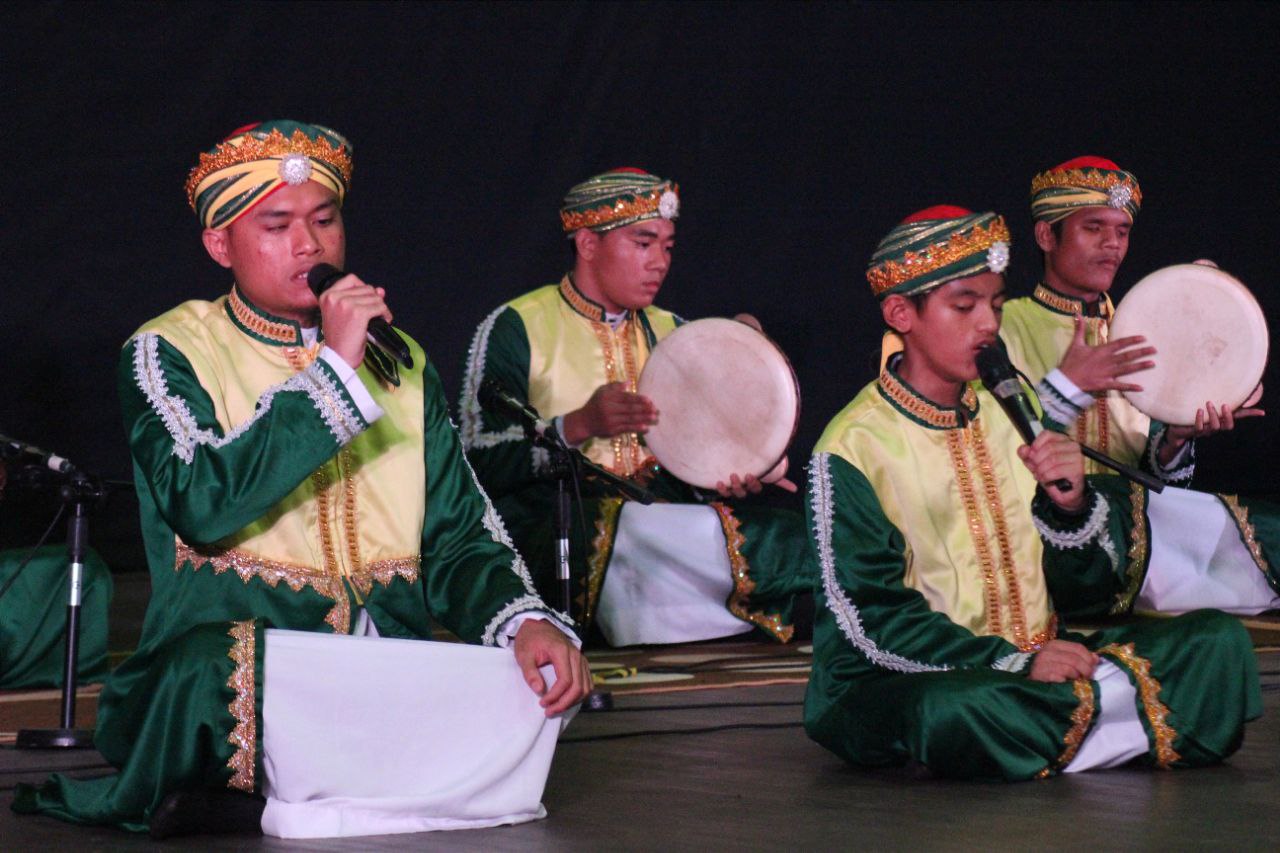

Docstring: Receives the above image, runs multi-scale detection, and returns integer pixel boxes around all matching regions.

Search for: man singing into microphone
[459,168,815,647]
[14,120,589,838]
[1000,157,1278,616]
[804,206,1258,780]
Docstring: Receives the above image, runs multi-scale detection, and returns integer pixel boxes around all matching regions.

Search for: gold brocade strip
[1024,615,1058,652]
[1047,677,1096,774]
[1219,495,1271,578]
[867,217,1011,296]
[1030,168,1143,207]
[338,448,364,583]
[592,316,645,476]
[583,498,624,626]
[225,620,257,792]
[186,128,353,206]
[878,369,977,429]
[1112,481,1149,614]
[1098,642,1181,768]
[946,429,1002,637]
[711,502,794,643]
[1032,284,1084,316]
[175,541,420,634]
[228,287,301,345]
[969,418,1029,648]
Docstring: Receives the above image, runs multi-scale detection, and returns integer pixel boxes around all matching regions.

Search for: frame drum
[1110,263,1268,425]
[637,318,800,489]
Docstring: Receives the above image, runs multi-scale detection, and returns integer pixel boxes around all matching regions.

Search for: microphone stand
[14,466,123,749]
[520,423,654,713]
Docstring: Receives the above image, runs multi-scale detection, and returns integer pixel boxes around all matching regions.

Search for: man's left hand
[1161,384,1265,461]
[513,619,592,717]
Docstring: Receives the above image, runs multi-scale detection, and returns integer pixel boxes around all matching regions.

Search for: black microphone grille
[974,344,1014,386]
[306,263,344,296]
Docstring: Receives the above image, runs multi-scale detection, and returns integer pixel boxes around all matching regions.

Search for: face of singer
[884,272,1005,400]
[1036,207,1131,301]
[201,182,346,325]
[575,218,675,313]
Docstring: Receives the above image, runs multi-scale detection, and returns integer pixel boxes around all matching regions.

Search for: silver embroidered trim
[1033,490,1109,550]
[1036,378,1082,429]
[460,306,527,451]
[993,651,1032,673]
[133,333,363,464]
[809,453,950,674]
[1148,427,1195,483]
[482,594,559,647]
[1099,529,1121,574]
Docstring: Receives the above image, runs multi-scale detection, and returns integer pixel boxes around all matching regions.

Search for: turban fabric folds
[1030,156,1141,225]
[867,205,1012,299]
[560,168,679,235]
[186,120,353,230]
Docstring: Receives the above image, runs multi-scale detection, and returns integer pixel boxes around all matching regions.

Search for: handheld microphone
[478,379,558,440]
[0,433,77,474]
[307,264,413,368]
[974,345,1073,493]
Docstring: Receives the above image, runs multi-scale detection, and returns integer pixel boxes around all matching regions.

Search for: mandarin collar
[877,355,979,430]
[1032,282,1113,320]
[558,274,632,324]
[224,285,308,347]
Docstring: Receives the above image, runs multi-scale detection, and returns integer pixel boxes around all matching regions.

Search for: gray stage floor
[3,669,1278,851]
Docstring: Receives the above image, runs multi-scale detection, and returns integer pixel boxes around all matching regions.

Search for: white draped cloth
[259,628,575,839]
[1138,487,1279,614]
[596,502,753,647]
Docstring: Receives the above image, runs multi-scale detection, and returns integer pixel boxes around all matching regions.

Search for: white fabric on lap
[596,502,753,646]
[260,629,574,839]
[1064,660,1148,773]
[1138,487,1280,615]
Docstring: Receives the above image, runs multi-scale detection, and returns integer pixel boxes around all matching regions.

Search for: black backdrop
[6,1,1279,567]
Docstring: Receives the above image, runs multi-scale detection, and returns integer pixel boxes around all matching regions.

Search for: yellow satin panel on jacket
[507,283,679,471]
[1002,297,1151,471]
[141,297,426,576]
[814,381,1054,648]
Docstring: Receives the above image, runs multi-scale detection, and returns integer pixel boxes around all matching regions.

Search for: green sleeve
[119,332,368,545]
[458,306,543,498]
[419,356,559,645]
[1034,474,1139,619]
[808,452,1020,672]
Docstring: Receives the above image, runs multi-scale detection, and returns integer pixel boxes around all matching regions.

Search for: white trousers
[596,502,754,646]
[1063,660,1149,773]
[259,628,574,839]
[1138,486,1279,615]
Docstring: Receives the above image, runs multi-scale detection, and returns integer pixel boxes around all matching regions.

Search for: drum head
[637,318,800,489]
[1110,264,1268,425]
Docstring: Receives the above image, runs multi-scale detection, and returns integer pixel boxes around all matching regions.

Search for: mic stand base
[16,728,95,750]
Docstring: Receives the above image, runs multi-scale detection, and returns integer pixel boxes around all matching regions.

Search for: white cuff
[495,611,582,649]
[320,347,385,425]
[1045,368,1094,409]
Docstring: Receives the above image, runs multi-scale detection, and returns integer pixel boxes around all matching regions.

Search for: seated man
[805,206,1259,780]
[460,169,814,646]
[1000,157,1278,616]
[14,120,589,838]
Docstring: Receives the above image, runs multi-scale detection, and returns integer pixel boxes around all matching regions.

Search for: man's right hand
[318,272,392,369]
[561,382,659,445]
[1059,314,1156,394]
[1028,640,1098,683]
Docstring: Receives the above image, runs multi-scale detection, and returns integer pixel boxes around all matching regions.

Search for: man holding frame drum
[460,169,815,647]
[1000,156,1279,617]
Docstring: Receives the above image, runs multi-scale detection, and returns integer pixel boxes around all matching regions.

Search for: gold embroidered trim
[948,428,1001,637]
[593,317,646,475]
[1113,481,1149,614]
[1220,495,1271,577]
[583,498,625,626]
[1050,677,1096,772]
[225,619,256,792]
[227,287,302,345]
[1098,642,1181,768]
[867,217,1011,296]
[1032,284,1086,316]
[1030,167,1143,207]
[878,369,977,429]
[969,417,1029,648]
[712,502,794,642]
[186,127,353,208]
[560,184,679,233]
[559,276,607,321]
[175,541,419,634]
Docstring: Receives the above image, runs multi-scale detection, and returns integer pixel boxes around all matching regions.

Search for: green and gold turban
[560,168,679,235]
[867,206,1011,299]
[185,120,353,230]
[1030,155,1141,224]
